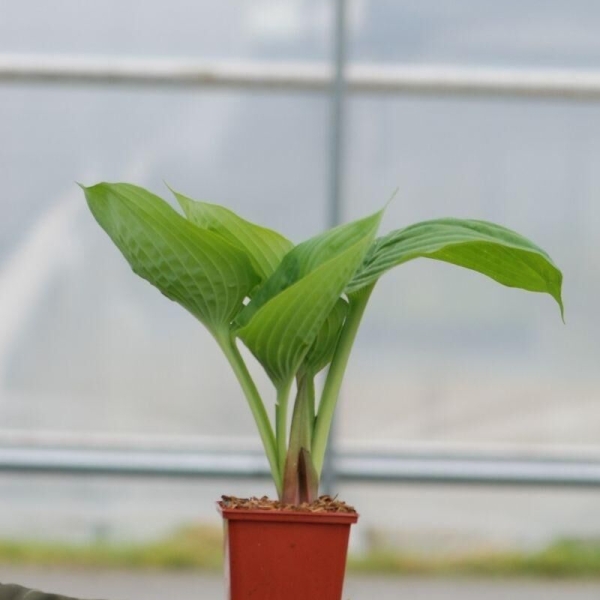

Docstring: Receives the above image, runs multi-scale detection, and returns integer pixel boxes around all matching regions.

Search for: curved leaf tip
[168,186,293,282]
[81,181,260,333]
[348,218,564,320]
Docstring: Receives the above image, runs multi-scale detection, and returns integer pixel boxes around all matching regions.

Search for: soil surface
[219,494,356,513]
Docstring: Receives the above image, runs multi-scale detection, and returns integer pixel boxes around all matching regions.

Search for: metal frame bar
[2,444,600,488]
[320,0,349,497]
[2,431,599,486]
[3,54,600,101]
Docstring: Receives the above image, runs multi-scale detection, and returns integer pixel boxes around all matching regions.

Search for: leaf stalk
[311,284,375,476]
[216,330,282,495]
[276,379,293,482]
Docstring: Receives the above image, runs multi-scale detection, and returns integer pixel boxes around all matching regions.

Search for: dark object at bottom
[0,583,104,600]
[218,504,358,600]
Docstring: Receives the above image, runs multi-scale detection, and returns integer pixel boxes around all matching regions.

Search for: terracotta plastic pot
[218,505,358,600]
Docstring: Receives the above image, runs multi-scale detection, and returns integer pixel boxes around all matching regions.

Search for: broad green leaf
[83,182,260,333]
[237,244,368,387]
[235,210,384,330]
[302,298,348,375]
[237,211,382,387]
[347,218,564,317]
[173,190,293,281]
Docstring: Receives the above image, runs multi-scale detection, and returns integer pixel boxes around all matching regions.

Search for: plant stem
[290,373,313,452]
[305,374,316,446]
[276,379,293,481]
[281,373,319,504]
[216,330,281,495]
[311,284,375,476]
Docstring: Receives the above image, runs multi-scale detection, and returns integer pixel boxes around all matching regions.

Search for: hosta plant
[82,183,563,505]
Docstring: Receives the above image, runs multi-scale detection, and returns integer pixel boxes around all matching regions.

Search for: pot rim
[217,504,359,525]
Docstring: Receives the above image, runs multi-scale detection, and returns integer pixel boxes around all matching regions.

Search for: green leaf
[347,218,564,317]
[83,182,260,334]
[235,210,384,330]
[236,210,383,388]
[172,190,293,282]
[302,298,349,375]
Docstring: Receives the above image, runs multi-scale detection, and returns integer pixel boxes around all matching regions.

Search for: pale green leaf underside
[173,190,293,282]
[347,218,564,317]
[302,298,348,375]
[235,209,384,329]
[237,214,381,388]
[83,183,260,333]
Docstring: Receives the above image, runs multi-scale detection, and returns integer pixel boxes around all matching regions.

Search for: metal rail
[321,0,348,497]
[3,54,600,101]
[2,444,600,488]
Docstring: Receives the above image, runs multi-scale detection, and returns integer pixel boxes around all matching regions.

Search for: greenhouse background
[1,1,600,598]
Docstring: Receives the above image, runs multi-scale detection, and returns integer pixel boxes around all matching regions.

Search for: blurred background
[1,0,600,597]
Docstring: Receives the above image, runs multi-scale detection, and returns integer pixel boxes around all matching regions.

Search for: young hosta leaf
[237,212,382,388]
[347,218,564,316]
[83,182,260,334]
[235,210,384,330]
[173,190,293,281]
[302,298,349,375]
